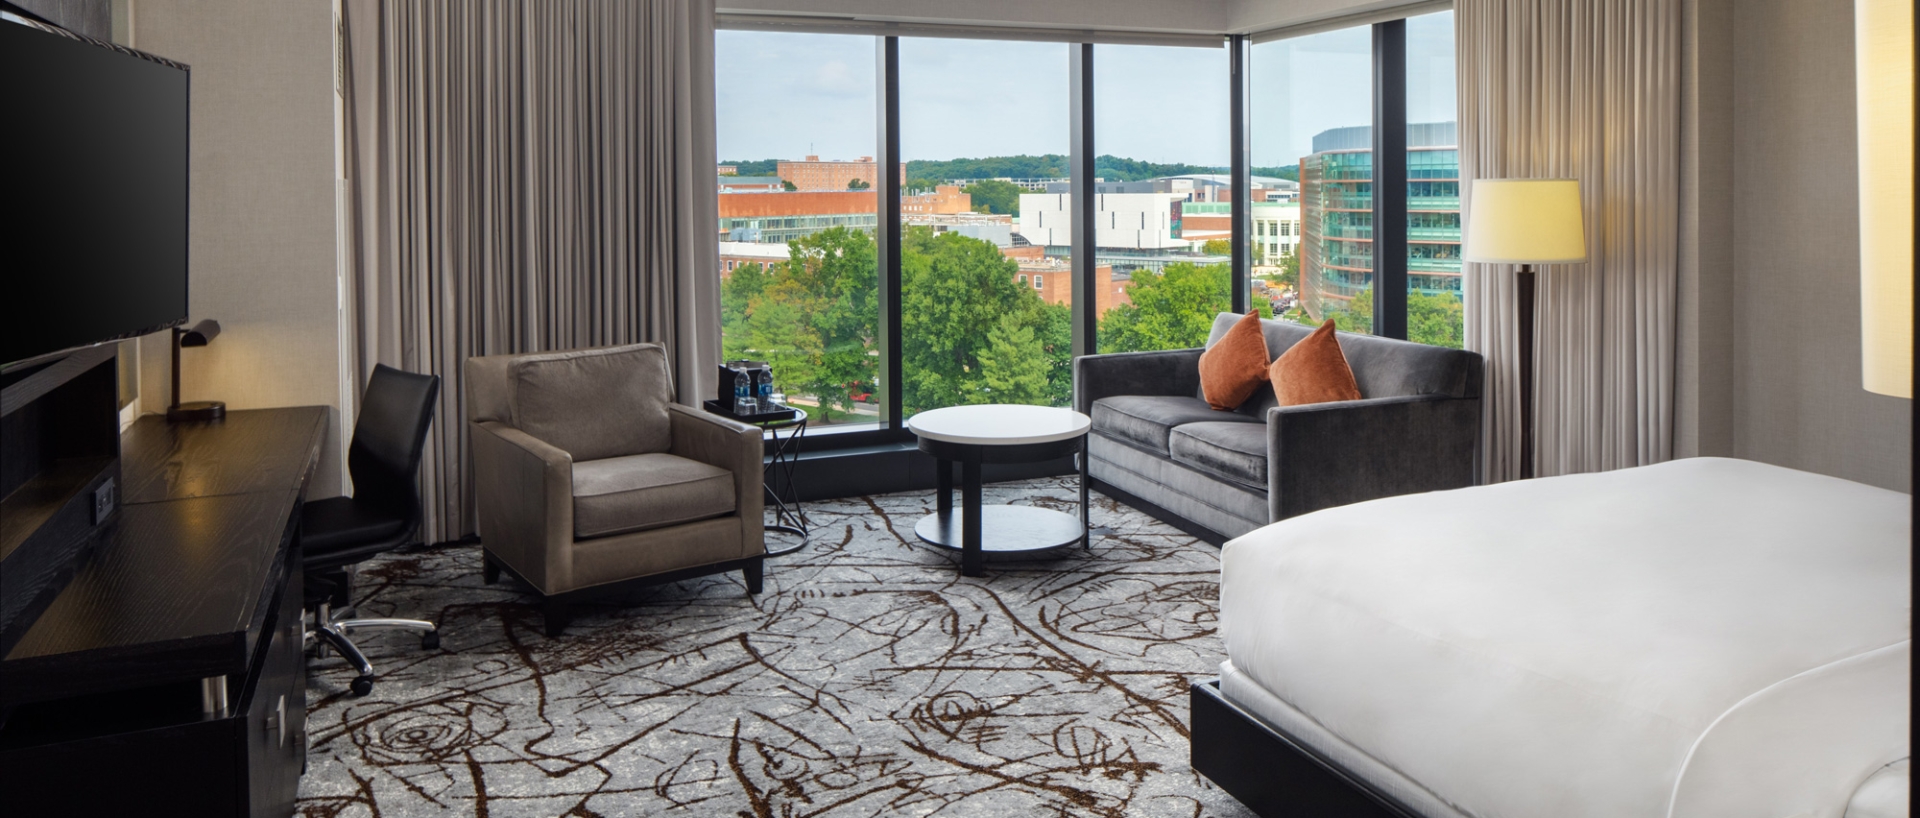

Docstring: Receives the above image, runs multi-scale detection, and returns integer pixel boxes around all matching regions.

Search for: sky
[714,11,1454,168]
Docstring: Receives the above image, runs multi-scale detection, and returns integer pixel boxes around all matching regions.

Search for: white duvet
[1219,457,1911,818]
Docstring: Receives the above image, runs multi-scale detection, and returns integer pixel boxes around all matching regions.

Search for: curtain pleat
[1457,0,1679,482]
[342,0,720,543]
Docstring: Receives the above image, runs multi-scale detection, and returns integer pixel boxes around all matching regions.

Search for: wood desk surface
[0,407,328,705]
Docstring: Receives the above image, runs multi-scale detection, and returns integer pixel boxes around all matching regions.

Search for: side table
[748,408,810,557]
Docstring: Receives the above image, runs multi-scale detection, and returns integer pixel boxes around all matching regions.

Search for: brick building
[777,155,907,192]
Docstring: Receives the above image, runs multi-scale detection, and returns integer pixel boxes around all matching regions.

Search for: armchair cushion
[1090,395,1261,456]
[1169,421,1269,490]
[509,344,673,461]
[572,453,736,539]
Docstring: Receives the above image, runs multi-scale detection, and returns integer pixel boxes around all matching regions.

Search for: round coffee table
[906,404,1092,577]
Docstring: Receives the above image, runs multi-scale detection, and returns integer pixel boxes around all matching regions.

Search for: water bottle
[733,369,754,415]
[757,365,774,408]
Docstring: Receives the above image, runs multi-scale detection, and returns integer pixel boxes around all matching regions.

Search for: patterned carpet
[295,477,1254,818]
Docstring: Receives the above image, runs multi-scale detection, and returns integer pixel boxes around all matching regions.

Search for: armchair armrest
[1266,394,1481,521]
[667,404,764,558]
[470,420,574,593]
[1073,348,1205,414]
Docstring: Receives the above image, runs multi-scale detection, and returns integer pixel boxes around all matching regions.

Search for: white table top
[906,404,1092,445]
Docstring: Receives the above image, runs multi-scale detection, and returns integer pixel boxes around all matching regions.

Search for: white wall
[130,0,349,496]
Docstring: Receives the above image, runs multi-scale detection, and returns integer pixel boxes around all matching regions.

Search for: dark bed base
[1191,679,1425,818]
[483,549,764,637]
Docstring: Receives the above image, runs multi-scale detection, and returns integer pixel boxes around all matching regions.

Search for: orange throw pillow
[1269,320,1362,406]
[1197,311,1272,410]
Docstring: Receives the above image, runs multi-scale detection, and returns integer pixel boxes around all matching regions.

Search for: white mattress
[1219,457,1911,818]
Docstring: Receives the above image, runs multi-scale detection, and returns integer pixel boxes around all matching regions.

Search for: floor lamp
[1462,179,1587,479]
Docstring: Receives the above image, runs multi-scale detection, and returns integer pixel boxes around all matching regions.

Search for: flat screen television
[2,16,189,367]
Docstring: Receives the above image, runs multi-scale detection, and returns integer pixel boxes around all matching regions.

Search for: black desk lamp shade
[168,319,225,422]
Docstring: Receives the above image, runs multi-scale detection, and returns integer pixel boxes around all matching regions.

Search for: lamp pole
[1517,264,1535,480]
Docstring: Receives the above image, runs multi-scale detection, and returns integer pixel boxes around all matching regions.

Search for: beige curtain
[342,0,720,543]
[1457,0,1680,482]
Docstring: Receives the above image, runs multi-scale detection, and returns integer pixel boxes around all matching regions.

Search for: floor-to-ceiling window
[1251,26,1374,335]
[1092,43,1236,353]
[713,7,1458,451]
[715,30,882,429]
[1404,10,1463,349]
[898,38,1074,417]
[1251,10,1461,347]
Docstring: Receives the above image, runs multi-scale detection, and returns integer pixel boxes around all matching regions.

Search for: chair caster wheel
[350,676,374,697]
[421,630,440,650]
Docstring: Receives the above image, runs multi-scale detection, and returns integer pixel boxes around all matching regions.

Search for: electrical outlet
[92,478,116,525]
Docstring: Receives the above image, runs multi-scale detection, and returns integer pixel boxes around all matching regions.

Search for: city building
[901,185,973,215]
[716,164,738,175]
[1013,256,1131,314]
[1018,190,1231,274]
[776,155,907,191]
[945,176,1074,191]
[1298,121,1461,320]
[906,211,1013,246]
[717,175,783,193]
[1179,201,1303,263]
[718,191,878,243]
[718,241,792,275]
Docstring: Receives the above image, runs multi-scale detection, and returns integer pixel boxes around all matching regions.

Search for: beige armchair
[465,343,764,636]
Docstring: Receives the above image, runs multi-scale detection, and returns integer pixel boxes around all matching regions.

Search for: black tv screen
[2,19,188,366]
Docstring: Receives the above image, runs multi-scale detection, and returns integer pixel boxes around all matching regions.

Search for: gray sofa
[1074,312,1483,542]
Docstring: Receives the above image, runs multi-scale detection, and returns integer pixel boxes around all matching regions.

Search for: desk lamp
[168,319,225,422]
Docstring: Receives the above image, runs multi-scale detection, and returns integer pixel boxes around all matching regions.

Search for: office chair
[303,364,440,697]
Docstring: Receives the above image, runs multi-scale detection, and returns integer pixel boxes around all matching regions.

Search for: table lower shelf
[913,505,1086,560]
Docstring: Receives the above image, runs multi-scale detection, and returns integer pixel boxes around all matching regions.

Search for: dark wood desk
[0,406,327,818]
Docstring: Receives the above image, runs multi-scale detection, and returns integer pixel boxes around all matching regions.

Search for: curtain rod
[715,12,1224,48]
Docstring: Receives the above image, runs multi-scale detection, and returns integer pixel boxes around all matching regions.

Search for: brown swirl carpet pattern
[296,477,1254,817]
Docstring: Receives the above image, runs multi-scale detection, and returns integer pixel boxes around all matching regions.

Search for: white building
[1018,192,1191,251]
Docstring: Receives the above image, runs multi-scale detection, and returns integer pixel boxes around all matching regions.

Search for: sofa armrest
[667,403,764,558]
[1073,348,1205,414]
[1266,394,1481,521]
[470,420,574,593]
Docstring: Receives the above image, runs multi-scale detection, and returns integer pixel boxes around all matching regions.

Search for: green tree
[977,313,1050,404]
[1307,286,1464,349]
[898,227,1061,414]
[962,179,1023,215]
[781,179,798,192]
[1274,247,1300,291]
[1201,238,1233,257]
[720,228,879,421]
[847,178,870,190]
[1099,262,1266,353]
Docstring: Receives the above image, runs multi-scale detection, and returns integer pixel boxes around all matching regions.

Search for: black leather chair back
[349,365,440,522]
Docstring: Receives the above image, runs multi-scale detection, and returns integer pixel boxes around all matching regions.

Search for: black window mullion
[1069,43,1097,357]
[1229,34,1251,315]
[876,36,904,430]
[1371,19,1408,339]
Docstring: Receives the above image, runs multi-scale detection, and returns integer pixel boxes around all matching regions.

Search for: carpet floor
[295,477,1254,818]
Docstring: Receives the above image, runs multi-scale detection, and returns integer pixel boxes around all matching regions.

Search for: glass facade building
[1298,123,1461,322]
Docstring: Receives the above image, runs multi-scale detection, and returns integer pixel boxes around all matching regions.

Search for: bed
[1195,457,1911,818]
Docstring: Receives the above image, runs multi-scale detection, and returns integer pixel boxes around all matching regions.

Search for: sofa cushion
[1091,395,1261,456]
[1198,311,1273,410]
[1204,311,1482,402]
[509,344,673,461]
[1269,319,1362,406]
[1169,422,1269,490]
[571,452,735,539]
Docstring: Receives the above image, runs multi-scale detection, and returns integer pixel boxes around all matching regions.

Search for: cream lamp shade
[1462,179,1588,264]
[1855,0,1913,399]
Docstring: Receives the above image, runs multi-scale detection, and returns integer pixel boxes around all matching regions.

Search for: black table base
[914,434,1091,577]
